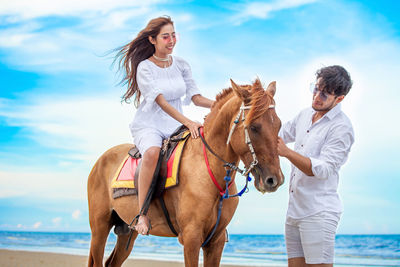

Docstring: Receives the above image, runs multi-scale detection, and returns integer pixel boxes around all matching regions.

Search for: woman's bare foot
[135,215,151,235]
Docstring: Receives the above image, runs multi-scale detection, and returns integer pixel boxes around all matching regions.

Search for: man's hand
[277,137,313,176]
[277,137,290,157]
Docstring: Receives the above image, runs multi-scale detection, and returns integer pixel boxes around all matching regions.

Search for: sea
[0,231,399,266]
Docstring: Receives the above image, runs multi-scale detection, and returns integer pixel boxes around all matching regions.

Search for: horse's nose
[265,176,278,188]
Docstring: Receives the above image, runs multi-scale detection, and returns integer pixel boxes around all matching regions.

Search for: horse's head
[228,79,284,193]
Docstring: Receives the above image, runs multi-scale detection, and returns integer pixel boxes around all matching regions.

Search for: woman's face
[150,24,176,56]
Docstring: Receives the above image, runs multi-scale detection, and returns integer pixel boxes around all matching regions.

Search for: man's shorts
[285,211,341,264]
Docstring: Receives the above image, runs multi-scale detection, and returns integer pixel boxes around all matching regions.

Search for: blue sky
[0,0,399,234]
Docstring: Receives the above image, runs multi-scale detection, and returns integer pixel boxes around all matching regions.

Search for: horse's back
[87,143,134,193]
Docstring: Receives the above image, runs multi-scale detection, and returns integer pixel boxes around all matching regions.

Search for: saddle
[111,125,190,199]
[111,125,190,236]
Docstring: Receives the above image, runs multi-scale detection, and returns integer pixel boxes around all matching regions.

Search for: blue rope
[201,196,223,247]
[223,170,252,199]
[202,169,252,247]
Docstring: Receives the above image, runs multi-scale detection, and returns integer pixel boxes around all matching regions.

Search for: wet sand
[0,249,282,267]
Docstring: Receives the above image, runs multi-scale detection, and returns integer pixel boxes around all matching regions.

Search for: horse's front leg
[202,228,226,267]
[181,225,203,267]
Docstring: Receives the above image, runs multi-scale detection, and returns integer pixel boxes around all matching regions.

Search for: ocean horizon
[0,231,399,266]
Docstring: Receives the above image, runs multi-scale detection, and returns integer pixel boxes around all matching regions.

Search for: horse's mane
[206,79,274,126]
[203,88,233,125]
[246,79,274,126]
[214,88,234,107]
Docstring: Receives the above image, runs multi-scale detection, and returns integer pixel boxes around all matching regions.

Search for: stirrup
[128,214,140,230]
[141,218,152,235]
[125,213,151,250]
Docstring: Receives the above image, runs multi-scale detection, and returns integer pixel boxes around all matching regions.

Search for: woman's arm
[191,94,215,108]
[155,94,202,138]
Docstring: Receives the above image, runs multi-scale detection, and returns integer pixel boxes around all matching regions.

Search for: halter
[226,102,275,176]
[199,101,275,247]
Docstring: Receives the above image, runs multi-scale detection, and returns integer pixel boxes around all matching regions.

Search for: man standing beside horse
[277,65,355,267]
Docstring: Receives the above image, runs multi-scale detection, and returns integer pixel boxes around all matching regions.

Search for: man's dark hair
[316,65,352,96]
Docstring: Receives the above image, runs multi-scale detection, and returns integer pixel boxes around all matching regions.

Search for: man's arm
[277,137,313,176]
[309,125,354,179]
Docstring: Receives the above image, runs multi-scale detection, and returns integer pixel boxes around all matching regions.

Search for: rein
[200,127,236,196]
[199,102,275,247]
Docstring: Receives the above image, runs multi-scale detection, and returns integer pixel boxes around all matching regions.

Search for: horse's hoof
[114,223,130,235]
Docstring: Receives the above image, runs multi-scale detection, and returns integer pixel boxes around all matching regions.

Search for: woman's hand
[185,120,203,138]
[155,94,203,138]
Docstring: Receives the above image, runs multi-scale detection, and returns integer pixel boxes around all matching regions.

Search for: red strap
[200,127,234,196]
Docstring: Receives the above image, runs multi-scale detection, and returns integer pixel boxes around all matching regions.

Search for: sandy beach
[0,249,282,267]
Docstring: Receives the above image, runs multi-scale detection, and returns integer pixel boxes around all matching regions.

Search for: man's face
[311,78,343,112]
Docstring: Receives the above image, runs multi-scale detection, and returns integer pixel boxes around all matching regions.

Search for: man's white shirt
[279,103,354,219]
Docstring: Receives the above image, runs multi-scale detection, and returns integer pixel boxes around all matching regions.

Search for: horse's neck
[202,98,241,180]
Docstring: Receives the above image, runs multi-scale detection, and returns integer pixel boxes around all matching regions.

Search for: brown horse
[87,79,284,267]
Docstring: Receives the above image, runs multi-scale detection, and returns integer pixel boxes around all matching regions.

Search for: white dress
[129,56,200,154]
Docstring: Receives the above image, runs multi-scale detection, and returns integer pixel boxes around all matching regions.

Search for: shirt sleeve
[310,123,355,179]
[178,58,201,105]
[136,61,162,112]
[279,114,298,144]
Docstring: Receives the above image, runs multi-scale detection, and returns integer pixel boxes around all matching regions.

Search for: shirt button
[291,190,293,193]
[307,130,310,133]
[301,145,303,147]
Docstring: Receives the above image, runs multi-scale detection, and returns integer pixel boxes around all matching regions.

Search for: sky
[0,0,399,234]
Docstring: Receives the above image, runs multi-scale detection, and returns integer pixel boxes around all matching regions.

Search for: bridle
[226,102,275,175]
[199,100,275,247]
[198,100,276,193]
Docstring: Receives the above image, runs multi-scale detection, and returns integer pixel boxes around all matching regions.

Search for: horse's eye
[250,125,259,133]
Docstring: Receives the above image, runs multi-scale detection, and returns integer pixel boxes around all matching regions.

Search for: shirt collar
[325,103,342,120]
[310,103,342,121]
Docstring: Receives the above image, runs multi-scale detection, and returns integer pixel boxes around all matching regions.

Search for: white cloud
[33,221,42,229]
[232,0,318,24]
[0,3,159,73]
[0,22,41,48]
[0,25,113,73]
[96,7,151,31]
[230,184,289,234]
[0,32,37,48]
[0,10,195,74]
[0,170,88,199]
[17,224,22,228]
[0,0,162,21]
[173,13,193,24]
[52,217,62,225]
[0,94,133,162]
[72,209,82,219]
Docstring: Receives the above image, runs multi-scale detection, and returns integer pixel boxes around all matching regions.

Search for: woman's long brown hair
[116,16,174,107]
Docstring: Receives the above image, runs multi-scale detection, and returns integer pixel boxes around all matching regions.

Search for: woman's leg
[135,146,160,235]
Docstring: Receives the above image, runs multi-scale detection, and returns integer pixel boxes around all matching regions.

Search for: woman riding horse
[87,78,284,266]
[116,16,214,235]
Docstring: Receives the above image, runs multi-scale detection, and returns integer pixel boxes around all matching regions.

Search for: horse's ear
[231,79,250,100]
[266,81,276,97]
